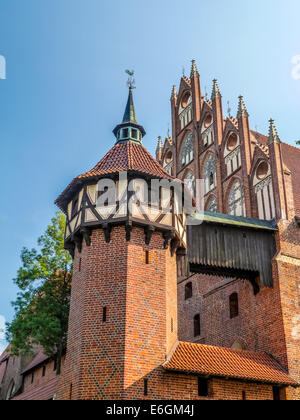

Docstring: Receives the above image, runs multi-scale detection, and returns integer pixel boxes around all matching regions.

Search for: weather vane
[125,69,136,89]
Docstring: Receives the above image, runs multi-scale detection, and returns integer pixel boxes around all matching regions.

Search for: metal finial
[167,123,170,138]
[227,101,231,117]
[125,69,136,89]
[205,86,208,101]
[182,66,185,77]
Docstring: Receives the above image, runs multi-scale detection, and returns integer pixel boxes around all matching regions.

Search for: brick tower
[55,79,186,400]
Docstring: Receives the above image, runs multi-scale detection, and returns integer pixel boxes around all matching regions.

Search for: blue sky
[0,0,299,352]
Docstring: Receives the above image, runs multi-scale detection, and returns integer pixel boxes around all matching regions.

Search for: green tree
[6,212,72,375]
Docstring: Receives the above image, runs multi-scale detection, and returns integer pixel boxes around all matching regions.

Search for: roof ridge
[178,341,267,356]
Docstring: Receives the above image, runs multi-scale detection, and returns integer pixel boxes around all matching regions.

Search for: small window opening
[31,372,34,384]
[273,387,281,401]
[71,198,78,219]
[79,258,82,272]
[42,365,46,377]
[132,129,138,139]
[242,391,246,400]
[185,282,193,300]
[123,128,129,138]
[53,359,57,372]
[198,378,209,397]
[171,318,174,333]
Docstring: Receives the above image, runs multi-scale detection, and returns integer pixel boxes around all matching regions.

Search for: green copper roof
[113,86,146,143]
[189,211,277,231]
[122,87,137,124]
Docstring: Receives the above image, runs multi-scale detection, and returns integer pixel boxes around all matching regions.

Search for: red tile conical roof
[55,142,174,212]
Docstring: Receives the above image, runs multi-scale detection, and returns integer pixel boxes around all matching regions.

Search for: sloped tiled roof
[12,377,59,401]
[256,142,270,158]
[164,342,298,387]
[22,351,49,375]
[182,76,191,87]
[56,142,175,212]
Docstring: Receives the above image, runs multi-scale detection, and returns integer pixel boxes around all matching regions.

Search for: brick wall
[56,226,178,400]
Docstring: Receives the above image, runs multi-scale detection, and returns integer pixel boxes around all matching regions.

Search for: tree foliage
[6,212,72,374]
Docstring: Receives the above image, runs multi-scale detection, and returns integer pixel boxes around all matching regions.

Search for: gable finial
[268,118,281,144]
[237,95,249,118]
[211,79,222,100]
[227,101,232,118]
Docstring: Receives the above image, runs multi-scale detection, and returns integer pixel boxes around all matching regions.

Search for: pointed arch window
[206,196,218,213]
[228,180,245,217]
[184,170,195,197]
[203,154,216,194]
[180,132,194,168]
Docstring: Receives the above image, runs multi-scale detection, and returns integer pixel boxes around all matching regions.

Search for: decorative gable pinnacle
[171,85,178,100]
[156,136,163,152]
[190,59,199,78]
[237,96,249,118]
[268,119,281,144]
[211,79,222,100]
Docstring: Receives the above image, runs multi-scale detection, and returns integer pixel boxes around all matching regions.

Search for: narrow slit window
[229,293,239,319]
[103,306,107,323]
[194,314,201,337]
[31,372,34,384]
[42,366,46,377]
[144,378,148,396]
[171,318,174,333]
[79,258,82,272]
[145,251,150,264]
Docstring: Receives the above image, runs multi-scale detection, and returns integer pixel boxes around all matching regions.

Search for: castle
[1,60,300,400]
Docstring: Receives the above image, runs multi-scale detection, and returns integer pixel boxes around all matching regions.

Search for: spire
[190,59,199,78]
[211,79,222,100]
[122,87,137,124]
[113,85,146,144]
[237,96,249,118]
[268,119,281,144]
[171,85,177,100]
